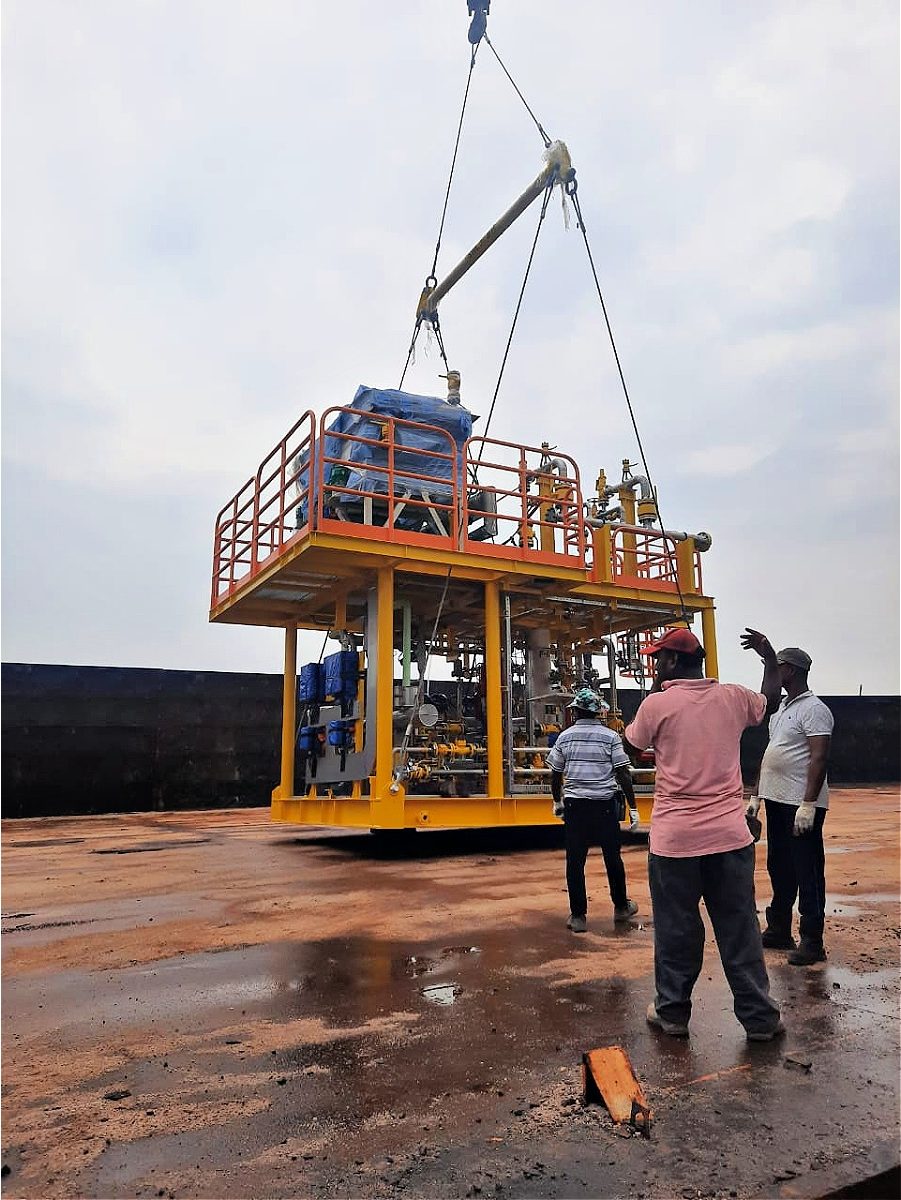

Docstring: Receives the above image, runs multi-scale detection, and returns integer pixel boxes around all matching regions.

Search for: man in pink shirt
[625,627,784,1041]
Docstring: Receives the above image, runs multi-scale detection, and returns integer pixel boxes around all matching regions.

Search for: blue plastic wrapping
[327,718,356,749]
[298,725,324,753]
[323,650,358,702]
[295,385,475,526]
[298,662,323,704]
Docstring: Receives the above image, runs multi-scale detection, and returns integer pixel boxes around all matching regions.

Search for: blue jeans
[649,844,781,1034]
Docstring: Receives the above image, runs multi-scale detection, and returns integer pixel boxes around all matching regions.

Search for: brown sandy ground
[1,787,899,1199]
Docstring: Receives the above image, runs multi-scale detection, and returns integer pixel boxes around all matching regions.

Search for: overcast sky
[2,0,898,695]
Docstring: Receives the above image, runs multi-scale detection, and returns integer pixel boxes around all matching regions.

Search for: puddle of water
[404,946,480,979]
[843,892,900,905]
[824,843,878,855]
[93,838,211,855]
[421,983,461,1005]
[826,965,897,991]
[10,838,85,849]
[406,955,436,977]
[2,918,99,934]
[825,892,900,919]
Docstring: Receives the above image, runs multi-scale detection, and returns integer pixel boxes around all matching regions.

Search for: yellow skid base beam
[271,792,654,831]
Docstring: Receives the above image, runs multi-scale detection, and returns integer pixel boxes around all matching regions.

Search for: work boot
[746,1020,787,1042]
[613,899,638,922]
[761,927,797,950]
[646,1001,689,1037]
[566,914,587,933]
[788,940,827,966]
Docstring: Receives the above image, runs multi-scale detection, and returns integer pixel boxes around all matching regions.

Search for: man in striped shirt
[547,688,639,933]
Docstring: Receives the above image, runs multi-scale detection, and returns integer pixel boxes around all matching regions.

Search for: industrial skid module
[209,380,716,830]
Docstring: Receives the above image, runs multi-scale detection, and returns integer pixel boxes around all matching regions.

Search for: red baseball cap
[640,627,702,655]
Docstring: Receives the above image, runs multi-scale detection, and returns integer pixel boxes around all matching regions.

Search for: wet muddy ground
[2,788,899,1199]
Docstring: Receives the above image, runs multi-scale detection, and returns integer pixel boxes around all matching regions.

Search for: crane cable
[391,27,688,789]
[478,178,553,453]
[565,177,689,622]
[391,177,556,790]
[483,33,551,148]
[398,42,481,390]
[477,30,689,621]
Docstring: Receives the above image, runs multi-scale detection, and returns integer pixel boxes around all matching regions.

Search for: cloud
[2,0,898,695]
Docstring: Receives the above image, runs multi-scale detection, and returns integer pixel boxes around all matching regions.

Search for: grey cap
[777,647,812,671]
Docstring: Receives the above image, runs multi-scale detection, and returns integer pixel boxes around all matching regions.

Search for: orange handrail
[315,407,458,547]
[462,436,586,564]
[211,411,315,605]
[606,524,689,592]
[214,409,640,608]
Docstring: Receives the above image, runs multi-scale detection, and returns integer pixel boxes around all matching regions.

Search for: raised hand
[741,628,775,659]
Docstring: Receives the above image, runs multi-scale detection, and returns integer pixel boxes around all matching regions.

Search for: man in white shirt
[746,646,834,966]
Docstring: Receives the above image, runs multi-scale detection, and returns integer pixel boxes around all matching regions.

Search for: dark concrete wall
[2,664,282,818]
[2,664,898,818]
[617,691,900,785]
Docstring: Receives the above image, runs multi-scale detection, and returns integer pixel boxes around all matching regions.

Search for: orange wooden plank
[582,1046,650,1125]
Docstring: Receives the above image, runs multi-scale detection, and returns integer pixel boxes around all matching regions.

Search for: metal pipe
[599,636,618,713]
[603,472,652,502]
[395,601,413,688]
[513,767,552,775]
[584,518,712,551]
[417,149,570,321]
[625,472,652,501]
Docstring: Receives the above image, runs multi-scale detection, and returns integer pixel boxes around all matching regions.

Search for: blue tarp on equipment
[322,386,473,498]
[296,385,475,525]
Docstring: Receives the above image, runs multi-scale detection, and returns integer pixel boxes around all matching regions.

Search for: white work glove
[793,802,816,836]
[745,795,761,819]
[553,800,565,820]
[629,809,640,831]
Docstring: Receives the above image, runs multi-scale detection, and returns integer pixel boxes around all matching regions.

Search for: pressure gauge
[417,702,440,729]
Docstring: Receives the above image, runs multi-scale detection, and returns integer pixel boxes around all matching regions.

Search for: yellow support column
[334,593,347,630]
[374,566,396,808]
[675,539,700,596]
[701,606,719,680]
[538,474,554,553]
[279,623,297,800]
[484,579,504,798]
[618,483,637,575]
[592,524,613,583]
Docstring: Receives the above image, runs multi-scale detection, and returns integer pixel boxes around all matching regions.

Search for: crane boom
[416,141,573,324]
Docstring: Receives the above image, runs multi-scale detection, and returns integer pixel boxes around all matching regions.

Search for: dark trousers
[648,845,780,1034]
[764,800,827,944]
[564,797,628,916]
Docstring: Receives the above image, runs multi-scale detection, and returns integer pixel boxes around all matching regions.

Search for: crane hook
[467,0,490,46]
